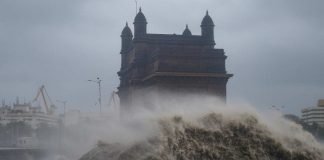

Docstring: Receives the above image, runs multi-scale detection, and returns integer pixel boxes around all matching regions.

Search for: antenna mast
[135,0,138,14]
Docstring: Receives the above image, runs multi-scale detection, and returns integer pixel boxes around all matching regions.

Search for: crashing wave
[79,111,324,160]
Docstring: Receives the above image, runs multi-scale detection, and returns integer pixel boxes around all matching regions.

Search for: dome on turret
[134,8,147,24]
[182,25,192,36]
[121,22,133,37]
[201,11,214,26]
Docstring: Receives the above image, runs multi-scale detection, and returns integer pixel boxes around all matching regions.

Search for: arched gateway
[117,9,233,111]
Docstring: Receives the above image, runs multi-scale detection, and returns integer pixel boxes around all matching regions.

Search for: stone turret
[121,22,133,52]
[133,8,147,38]
[120,22,133,69]
[201,11,215,45]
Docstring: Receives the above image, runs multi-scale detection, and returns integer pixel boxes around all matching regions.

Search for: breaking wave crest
[79,103,324,160]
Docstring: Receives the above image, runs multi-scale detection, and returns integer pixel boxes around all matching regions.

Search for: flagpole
[135,0,138,14]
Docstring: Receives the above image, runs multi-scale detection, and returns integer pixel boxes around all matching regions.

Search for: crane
[108,91,119,112]
[32,85,56,115]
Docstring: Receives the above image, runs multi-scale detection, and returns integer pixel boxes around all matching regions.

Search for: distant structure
[0,98,58,129]
[302,99,324,127]
[117,9,233,110]
[0,86,58,129]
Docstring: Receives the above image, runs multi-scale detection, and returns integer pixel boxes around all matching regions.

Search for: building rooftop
[318,99,324,107]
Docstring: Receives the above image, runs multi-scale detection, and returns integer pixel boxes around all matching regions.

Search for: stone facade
[117,9,233,111]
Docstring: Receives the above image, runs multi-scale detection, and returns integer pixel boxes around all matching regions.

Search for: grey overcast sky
[0,0,323,115]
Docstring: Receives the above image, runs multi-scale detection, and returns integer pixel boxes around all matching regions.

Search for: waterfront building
[301,99,324,126]
[117,9,233,111]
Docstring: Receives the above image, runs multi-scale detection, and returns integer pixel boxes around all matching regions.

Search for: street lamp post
[88,77,102,114]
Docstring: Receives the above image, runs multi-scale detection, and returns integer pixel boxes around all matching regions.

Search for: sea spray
[78,94,324,160]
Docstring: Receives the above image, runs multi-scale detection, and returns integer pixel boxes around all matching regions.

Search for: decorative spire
[121,22,133,37]
[201,10,214,26]
[201,11,215,44]
[121,21,133,52]
[134,7,147,23]
[133,7,147,37]
[182,24,192,36]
